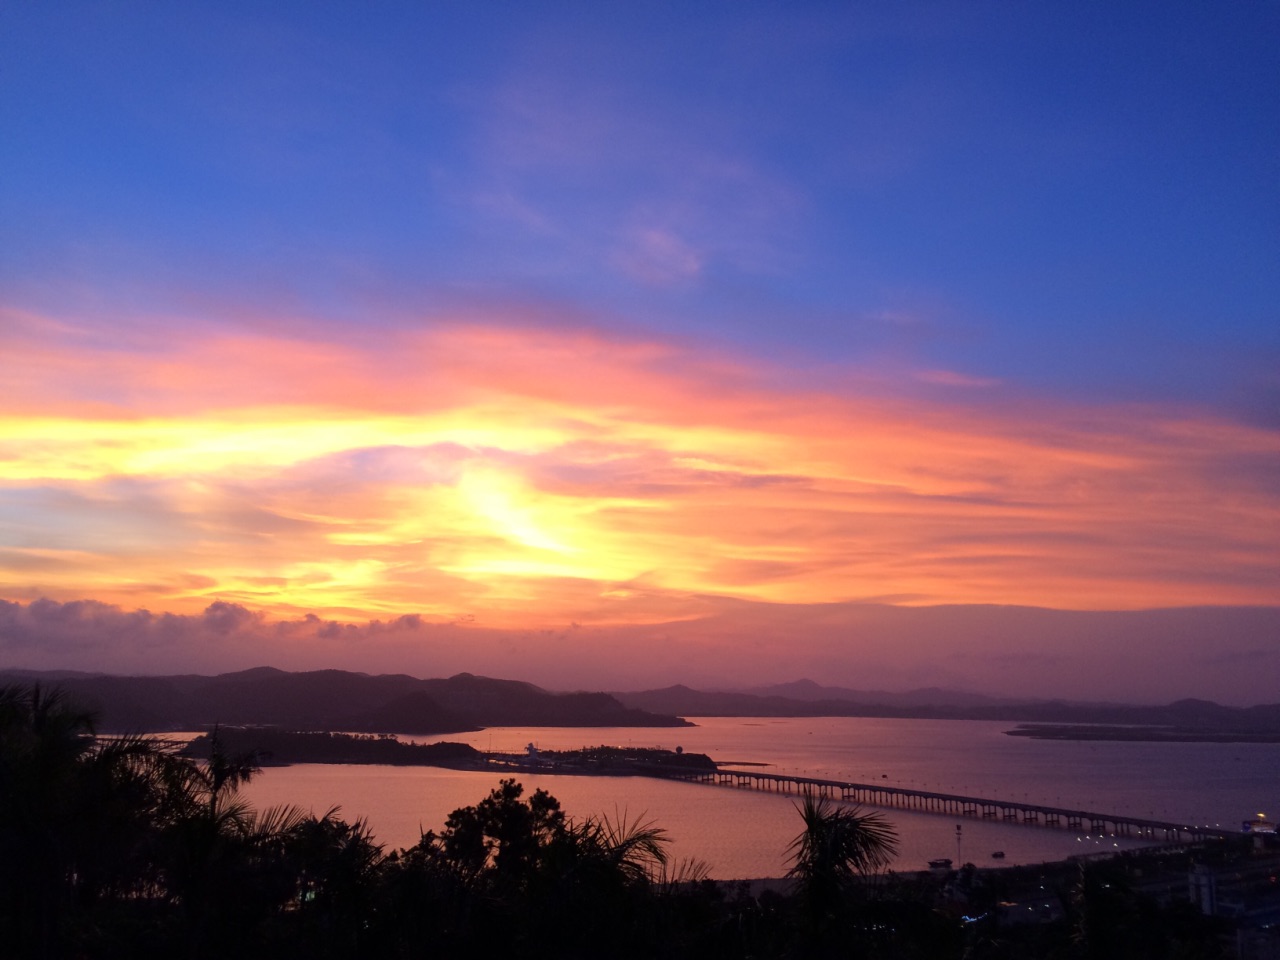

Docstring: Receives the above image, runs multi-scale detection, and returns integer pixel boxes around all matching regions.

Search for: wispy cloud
[454,49,806,295]
[914,368,1001,388]
[2,306,1277,631]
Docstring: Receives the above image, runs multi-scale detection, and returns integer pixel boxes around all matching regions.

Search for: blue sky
[6,2,1276,401]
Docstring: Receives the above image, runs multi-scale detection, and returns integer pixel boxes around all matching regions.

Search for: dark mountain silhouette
[345,690,476,734]
[0,668,692,733]
[5,667,1276,736]
[415,672,675,727]
[746,679,1014,708]
[614,683,1036,719]
[613,681,1280,734]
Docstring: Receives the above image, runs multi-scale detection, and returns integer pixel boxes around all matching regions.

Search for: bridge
[645,766,1239,844]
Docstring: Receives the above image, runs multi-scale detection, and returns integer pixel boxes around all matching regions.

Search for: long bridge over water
[646,765,1238,844]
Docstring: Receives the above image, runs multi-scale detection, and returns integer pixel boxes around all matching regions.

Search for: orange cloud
[1,306,1277,626]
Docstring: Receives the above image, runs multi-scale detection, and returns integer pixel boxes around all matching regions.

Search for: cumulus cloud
[0,598,444,676]
[3,597,1278,706]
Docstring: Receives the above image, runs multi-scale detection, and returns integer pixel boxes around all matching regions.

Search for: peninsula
[180,728,716,773]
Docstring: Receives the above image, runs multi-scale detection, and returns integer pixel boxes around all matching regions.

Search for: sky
[2,2,1278,703]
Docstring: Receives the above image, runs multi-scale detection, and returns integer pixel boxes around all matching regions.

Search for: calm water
[240,717,1278,879]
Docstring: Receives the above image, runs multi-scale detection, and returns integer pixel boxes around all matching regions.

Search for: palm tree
[155,725,310,957]
[69,729,188,904]
[787,793,898,919]
[284,808,384,955]
[521,806,673,957]
[0,684,198,956]
[0,683,104,958]
[563,809,670,885]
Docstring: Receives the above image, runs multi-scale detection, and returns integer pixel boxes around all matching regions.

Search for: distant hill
[0,668,692,733]
[744,679,1015,709]
[613,681,1280,733]
[181,728,483,765]
[611,683,1032,719]
[7,667,1276,736]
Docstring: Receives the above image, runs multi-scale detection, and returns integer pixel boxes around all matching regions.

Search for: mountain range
[3,667,1277,735]
[612,681,1280,732]
[0,667,691,733]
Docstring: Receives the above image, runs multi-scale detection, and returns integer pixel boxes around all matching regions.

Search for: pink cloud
[2,597,1277,705]
[915,368,1001,388]
[1,306,1277,633]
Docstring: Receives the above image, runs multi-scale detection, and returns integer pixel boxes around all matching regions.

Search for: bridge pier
[651,766,1235,847]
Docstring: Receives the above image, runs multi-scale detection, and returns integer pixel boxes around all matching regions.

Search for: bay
[240,716,1278,879]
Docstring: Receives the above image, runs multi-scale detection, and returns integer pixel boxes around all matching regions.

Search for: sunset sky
[2,3,1277,703]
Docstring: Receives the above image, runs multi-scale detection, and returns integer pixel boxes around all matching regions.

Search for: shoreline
[1005,723,1280,743]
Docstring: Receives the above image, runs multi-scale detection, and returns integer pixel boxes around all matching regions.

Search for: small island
[180,728,719,773]
[182,728,483,766]
[488,743,718,774]
[1005,723,1280,743]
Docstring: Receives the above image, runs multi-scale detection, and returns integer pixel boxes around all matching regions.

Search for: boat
[1242,814,1275,834]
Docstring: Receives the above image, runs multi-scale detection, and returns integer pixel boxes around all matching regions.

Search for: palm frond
[251,803,310,840]
[787,794,898,885]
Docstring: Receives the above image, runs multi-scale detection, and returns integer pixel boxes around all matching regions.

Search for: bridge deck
[646,766,1238,843]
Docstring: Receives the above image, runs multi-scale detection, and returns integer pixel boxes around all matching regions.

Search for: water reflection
[241,716,1277,878]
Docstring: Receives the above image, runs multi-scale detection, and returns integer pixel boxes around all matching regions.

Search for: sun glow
[2,313,1277,625]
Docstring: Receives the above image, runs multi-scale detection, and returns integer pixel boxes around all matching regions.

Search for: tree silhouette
[3,686,1234,960]
[787,794,897,896]
[786,793,898,955]
[155,726,311,958]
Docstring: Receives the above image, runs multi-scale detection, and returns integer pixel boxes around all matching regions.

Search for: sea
[239,716,1278,879]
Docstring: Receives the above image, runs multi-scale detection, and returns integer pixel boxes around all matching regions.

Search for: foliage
[182,727,480,765]
[787,793,898,900]
[0,682,1241,959]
